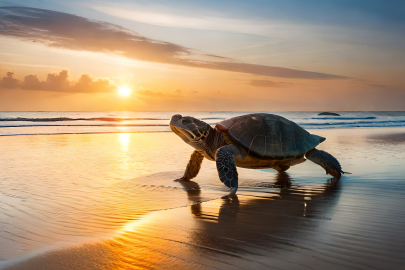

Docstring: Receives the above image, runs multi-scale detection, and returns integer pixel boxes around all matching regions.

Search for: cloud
[249,80,295,87]
[0,7,345,80]
[0,72,20,89]
[90,1,405,50]
[0,70,117,92]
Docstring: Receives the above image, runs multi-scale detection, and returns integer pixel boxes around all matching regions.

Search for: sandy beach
[1,127,405,269]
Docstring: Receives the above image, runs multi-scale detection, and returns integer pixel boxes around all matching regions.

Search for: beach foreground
[1,128,405,269]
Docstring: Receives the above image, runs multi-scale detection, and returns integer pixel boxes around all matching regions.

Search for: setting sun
[117,87,131,97]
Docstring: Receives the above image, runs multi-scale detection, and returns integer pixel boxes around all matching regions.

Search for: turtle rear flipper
[176,150,204,181]
[306,148,344,177]
[216,145,240,195]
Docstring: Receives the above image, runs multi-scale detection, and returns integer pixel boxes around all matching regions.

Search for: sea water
[1,111,405,136]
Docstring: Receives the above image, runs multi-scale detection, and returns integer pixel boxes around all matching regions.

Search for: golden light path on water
[0,128,405,269]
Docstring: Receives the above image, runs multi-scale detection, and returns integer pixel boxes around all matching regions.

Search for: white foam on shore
[1,111,405,136]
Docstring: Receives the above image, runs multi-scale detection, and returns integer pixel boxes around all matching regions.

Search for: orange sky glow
[0,4,404,111]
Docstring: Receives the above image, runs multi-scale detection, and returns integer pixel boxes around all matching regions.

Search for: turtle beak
[170,114,182,124]
[169,114,183,130]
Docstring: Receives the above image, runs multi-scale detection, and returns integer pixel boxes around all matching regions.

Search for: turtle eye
[182,119,192,125]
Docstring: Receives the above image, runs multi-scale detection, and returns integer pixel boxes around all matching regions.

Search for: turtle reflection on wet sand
[170,113,346,196]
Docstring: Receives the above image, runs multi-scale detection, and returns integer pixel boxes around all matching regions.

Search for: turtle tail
[306,148,346,177]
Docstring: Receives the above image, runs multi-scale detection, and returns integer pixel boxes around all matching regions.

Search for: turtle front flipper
[216,145,241,195]
[176,150,204,181]
[306,148,344,177]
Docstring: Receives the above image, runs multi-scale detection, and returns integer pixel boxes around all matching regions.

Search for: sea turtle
[170,113,345,195]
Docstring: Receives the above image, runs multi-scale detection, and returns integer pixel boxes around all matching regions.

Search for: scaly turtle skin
[170,113,344,196]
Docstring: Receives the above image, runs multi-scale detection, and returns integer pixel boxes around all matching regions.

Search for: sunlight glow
[119,133,130,152]
[118,87,132,97]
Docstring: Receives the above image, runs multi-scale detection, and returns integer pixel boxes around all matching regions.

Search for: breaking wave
[1,111,404,136]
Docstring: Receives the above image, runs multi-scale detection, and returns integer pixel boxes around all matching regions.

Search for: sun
[117,87,131,97]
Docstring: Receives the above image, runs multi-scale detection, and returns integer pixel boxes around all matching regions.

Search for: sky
[0,0,404,111]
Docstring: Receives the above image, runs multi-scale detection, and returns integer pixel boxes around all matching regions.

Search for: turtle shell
[216,113,325,160]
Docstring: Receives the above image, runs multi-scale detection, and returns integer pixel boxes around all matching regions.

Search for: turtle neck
[198,126,226,160]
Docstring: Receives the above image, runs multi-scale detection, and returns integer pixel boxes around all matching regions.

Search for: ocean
[1,111,405,136]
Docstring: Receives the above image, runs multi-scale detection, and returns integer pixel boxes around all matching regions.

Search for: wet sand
[1,128,405,269]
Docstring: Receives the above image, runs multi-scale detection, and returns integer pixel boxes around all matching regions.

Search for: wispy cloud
[88,1,405,49]
[0,70,117,92]
[249,80,295,88]
[0,7,345,80]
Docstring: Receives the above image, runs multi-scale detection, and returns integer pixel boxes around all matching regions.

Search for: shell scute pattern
[264,136,274,159]
[278,117,294,138]
[263,118,277,137]
[228,120,246,140]
[252,135,266,158]
[295,139,307,155]
[239,130,255,152]
[246,116,264,135]
[272,138,284,159]
[218,113,324,160]
[281,138,292,158]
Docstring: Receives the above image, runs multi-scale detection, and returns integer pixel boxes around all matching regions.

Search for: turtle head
[170,114,212,151]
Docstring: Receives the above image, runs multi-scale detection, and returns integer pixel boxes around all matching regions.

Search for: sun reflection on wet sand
[119,132,131,151]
